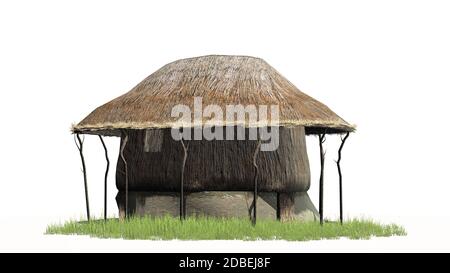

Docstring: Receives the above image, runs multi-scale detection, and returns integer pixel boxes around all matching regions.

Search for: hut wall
[116,191,319,221]
[116,126,310,192]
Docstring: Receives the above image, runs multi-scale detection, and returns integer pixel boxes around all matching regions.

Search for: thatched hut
[72,55,354,224]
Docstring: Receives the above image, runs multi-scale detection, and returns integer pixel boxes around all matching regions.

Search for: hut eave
[72,120,355,136]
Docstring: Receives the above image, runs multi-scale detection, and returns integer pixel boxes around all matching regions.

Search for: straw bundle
[116,126,310,192]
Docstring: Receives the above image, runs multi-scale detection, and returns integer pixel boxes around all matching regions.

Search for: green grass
[46,216,406,241]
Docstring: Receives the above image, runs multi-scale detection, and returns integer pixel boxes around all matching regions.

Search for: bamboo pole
[119,130,129,219]
[99,135,110,221]
[252,139,262,226]
[75,134,90,221]
[276,193,281,221]
[336,132,350,224]
[180,139,189,220]
[318,134,326,226]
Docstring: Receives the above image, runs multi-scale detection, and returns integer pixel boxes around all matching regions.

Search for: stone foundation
[116,191,319,222]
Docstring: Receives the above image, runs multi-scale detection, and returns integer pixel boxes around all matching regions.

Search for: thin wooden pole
[318,133,326,226]
[99,135,110,221]
[75,134,90,221]
[119,130,129,219]
[336,132,350,225]
[276,193,281,221]
[180,139,189,220]
[252,139,261,226]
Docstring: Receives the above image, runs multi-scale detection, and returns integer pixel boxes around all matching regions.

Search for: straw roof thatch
[73,55,354,135]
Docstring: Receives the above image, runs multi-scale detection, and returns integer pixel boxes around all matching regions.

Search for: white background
[1,0,449,252]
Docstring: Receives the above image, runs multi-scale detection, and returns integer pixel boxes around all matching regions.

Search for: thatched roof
[73,55,354,136]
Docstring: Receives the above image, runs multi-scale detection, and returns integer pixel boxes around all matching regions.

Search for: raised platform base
[116,191,319,222]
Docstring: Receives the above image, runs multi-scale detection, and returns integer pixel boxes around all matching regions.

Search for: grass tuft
[46,216,406,241]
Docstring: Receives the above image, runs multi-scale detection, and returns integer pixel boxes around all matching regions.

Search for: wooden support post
[75,134,90,221]
[278,193,295,222]
[180,139,189,220]
[336,132,349,225]
[119,130,129,219]
[99,135,110,221]
[318,133,326,226]
[252,139,261,226]
[276,193,281,220]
